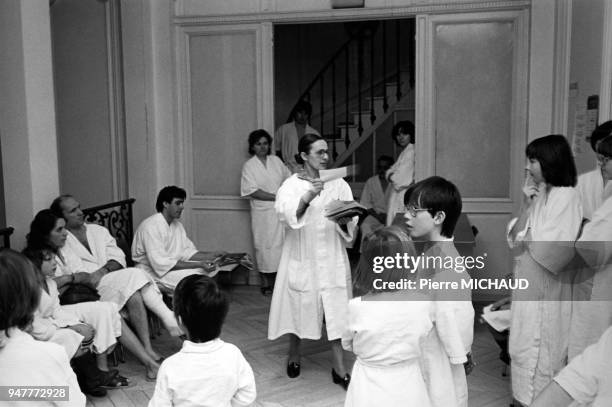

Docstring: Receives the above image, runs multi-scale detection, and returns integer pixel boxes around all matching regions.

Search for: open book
[324,200,368,221]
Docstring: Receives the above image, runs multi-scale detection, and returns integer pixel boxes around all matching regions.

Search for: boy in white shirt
[149,275,256,407]
[403,176,475,407]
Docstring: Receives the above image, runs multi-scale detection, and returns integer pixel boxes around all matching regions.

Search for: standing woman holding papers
[268,134,357,389]
[241,129,291,295]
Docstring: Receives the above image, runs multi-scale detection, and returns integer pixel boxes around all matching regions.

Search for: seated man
[132,186,224,290]
[359,155,393,246]
[50,195,182,360]
[531,326,612,406]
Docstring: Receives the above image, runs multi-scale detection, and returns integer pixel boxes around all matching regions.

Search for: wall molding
[600,0,612,122]
[105,0,128,201]
[551,0,572,135]
[173,1,530,25]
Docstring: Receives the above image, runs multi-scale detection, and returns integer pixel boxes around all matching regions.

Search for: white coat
[385,143,415,225]
[240,155,291,274]
[507,186,582,405]
[268,175,357,340]
[576,167,612,220]
[570,194,612,359]
[63,224,153,308]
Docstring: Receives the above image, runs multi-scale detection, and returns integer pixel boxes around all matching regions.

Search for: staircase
[285,19,416,183]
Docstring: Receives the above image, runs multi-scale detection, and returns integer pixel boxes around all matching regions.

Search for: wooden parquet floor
[87,286,512,407]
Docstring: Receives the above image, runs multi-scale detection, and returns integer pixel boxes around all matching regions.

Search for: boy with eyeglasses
[403,176,474,407]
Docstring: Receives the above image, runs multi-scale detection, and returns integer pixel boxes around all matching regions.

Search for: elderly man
[51,195,181,365]
[132,186,224,290]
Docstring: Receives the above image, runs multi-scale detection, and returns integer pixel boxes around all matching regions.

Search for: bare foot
[166,324,184,337]
[145,362,159,382]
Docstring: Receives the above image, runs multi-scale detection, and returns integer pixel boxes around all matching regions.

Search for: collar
[181,338,224,354]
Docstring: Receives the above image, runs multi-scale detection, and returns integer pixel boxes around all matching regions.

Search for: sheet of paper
[481,304,511,332]
[319,164,358,182]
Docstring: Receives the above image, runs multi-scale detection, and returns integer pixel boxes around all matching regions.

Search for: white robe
[148,339,256,407]
[507,186,582,405]
[555,326,612,407]
[342,297,433,407]
[274,121,320,173]
[359,176,387,244]
[576,167,612,220]
[34,277,121,355]
[0,329,86,407]
[385,143,415,225]
[268,175,357,340]
[419,240,474,407]
[240,155,291,274]
[132,213,203,289]
[63,224,154,309]
[569,194,612,359]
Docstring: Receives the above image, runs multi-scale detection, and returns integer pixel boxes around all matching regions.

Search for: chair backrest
[0,227,15,249]
[82,199,135,266]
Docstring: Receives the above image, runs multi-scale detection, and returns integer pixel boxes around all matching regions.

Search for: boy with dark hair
[403,176,474,407]
[149,275,256,407]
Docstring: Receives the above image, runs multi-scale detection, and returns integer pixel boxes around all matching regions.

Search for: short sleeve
[148,364,172,407]
[232,349,257,407]
[240,160,258,197]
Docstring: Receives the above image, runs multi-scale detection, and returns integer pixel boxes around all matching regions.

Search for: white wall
[568,0,605,174]
[0,0,60,248]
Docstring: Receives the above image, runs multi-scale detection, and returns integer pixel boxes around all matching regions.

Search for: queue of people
[2,107,612,407]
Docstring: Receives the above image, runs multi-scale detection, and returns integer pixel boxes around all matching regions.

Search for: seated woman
[26,209,160,381]
[23,246,126,396]
[0,248,86,407]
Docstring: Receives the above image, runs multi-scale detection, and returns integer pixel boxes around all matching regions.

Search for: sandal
[100,374,132,389]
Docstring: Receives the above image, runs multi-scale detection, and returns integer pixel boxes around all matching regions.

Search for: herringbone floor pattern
[87,286,512,407]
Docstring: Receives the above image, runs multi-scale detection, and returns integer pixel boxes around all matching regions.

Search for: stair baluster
[320,74,324,139]
[396,20,402,101]
[370,32,375,125]
[345,47,350,149]
[357,38,363,137]
[382,20,389,113]
[332,62,337,160]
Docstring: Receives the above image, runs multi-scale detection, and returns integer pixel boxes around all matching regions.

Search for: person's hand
[490,296,511,311]
[303,179,324,203]
[68,323,95,343]
[522,175,539,204]
[85,270,104,288]
[200,260,217,273]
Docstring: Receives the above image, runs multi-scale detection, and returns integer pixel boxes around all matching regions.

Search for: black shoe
[331,368,350,390]
[287,362,301,378]
[84,386,107,397]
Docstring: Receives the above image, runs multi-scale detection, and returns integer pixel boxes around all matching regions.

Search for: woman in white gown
[570,134,612,360]
[241,129,291,295]
[385,120,415,225]
[268,134,358,388]
[507,135,582,406]
[343,226,433,407]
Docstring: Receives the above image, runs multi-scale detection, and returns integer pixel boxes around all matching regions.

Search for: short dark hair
[50,194,74,219]
[293,100,312,117]
[173,274,229,343]
[0,249,41,336]
[526,135,577,187]
[26,209,61,253]
[294,133,324,165]
[406,176,462,238]
[155,186,187,213]
[596,134,612,158]
[391,120,415,145]
[247,129,272,156]
[590,121,612,151]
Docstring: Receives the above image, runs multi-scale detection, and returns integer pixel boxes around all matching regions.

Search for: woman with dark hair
[569,134,612,360]
[385,120,416,225]
[240,129,291,295]
[506,134,582,406]
[0,248,86,406]
[26,209,161,382]
[268,134,357,389]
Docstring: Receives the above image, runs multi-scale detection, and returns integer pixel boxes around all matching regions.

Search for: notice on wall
[572,95,599,155]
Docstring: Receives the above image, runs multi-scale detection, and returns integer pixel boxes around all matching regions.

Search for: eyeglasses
[596,154,611,165]
[405,205,432,217]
